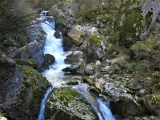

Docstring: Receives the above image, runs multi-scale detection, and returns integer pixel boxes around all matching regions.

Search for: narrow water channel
[38,11,115,120]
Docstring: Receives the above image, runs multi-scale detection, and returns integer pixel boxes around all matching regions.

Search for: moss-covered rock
[45,87,98,120]
[66,79,79,85]
[110,95,145,118]
[143,94,160,117]
[3,65,51,120]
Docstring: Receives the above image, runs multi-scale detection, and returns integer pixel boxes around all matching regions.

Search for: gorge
[0,0,160,120]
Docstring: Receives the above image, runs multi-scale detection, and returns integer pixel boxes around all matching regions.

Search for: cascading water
[38,87,56,120]
[40,14,69,87]
[97,98,115,120]
[73,83,115,120]
[38,12,69,120]
[38,11,115,120]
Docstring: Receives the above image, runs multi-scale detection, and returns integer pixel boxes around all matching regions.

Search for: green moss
[152,84,160,93]
[46,87,97,120]
[66,79,78,85]
[148,94,160,106]
[51,87,89,104]
[88,34,104,47]
[130,36,159,52]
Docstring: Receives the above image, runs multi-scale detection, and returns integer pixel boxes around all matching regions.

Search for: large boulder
[40,54,55,71]
[20,41,44,68]
[3,65,51,119]
[63,51,86,74]
[104,83,145,118]
[67,25,82,45]
[45,87,98,120]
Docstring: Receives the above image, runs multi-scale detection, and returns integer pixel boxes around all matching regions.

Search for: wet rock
[62,35,72,51]
[88,86,100,95]
[20,41,44,68]
[41,54,55,70]
[54,31,61,39]
[3,65,51,120]
[67,25,82,45]
[45,87,97,120]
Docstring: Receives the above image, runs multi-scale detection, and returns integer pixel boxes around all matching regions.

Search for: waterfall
[73,83,115,120]
[38,12,69,120]
[97,98,115,120]
[38,11,115,120]
[38,87,56,120]
[40,15,69,87]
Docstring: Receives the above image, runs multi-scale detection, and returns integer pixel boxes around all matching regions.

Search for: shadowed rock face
[20,41,44,68]
[40,54,55,70]
[3,65,51,120]
[0,52,16,110]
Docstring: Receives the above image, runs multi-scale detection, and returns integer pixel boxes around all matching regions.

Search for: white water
[38,14,115,120]
[38,87,53,120]
[38,16,69,120]
[97,98,115,120]
[73,83,115,120]
[40,19,69,87]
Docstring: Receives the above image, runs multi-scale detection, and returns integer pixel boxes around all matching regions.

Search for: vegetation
[0,0,38,49]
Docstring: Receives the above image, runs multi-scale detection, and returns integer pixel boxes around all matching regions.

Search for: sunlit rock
[67,25,82,44]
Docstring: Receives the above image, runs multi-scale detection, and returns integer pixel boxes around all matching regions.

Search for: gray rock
[3,65,51,120]
[20,41,44,68]
[63,51,86,74]
[54,31,61,39]
[41,54,55,70]
[104,83,145,117]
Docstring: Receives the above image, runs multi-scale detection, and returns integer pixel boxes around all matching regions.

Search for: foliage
[88,34,100,45]
[118,1,146,47]
[130,36,159,53]
[0,0,38,48]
